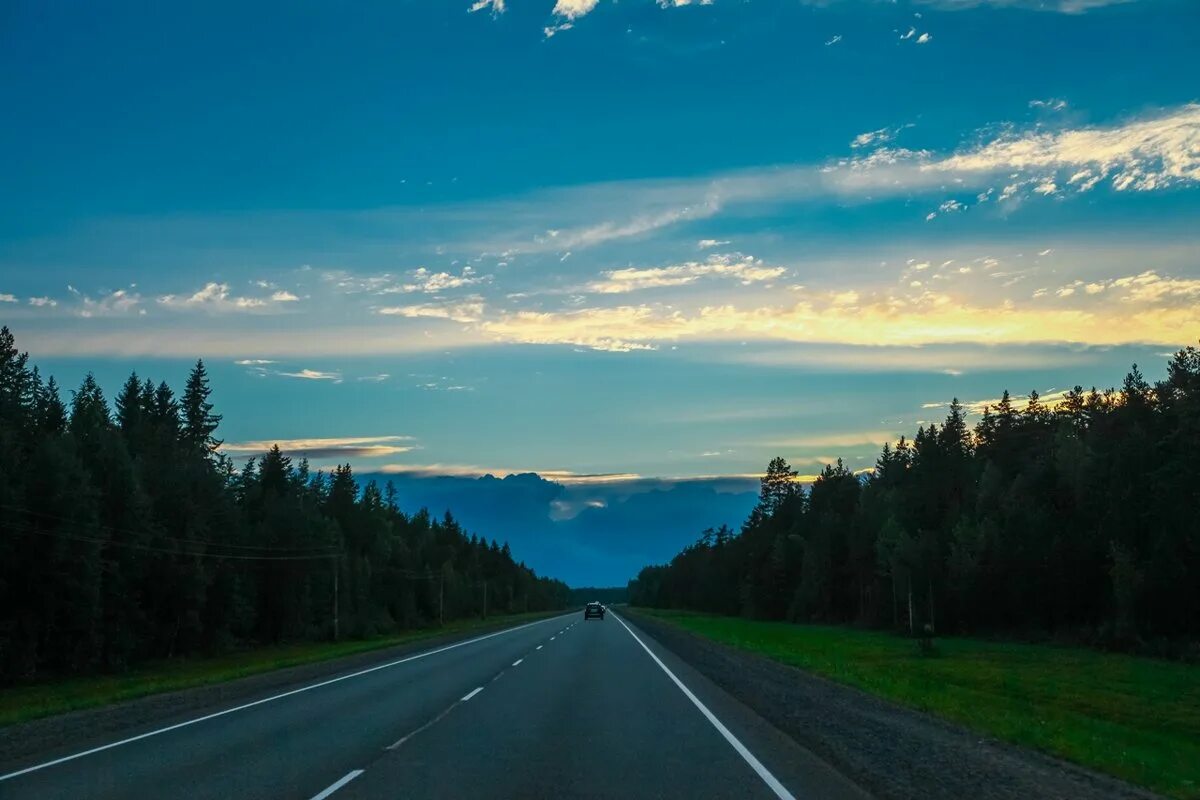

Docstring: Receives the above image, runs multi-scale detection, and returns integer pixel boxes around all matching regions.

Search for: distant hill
[357,471,758,587]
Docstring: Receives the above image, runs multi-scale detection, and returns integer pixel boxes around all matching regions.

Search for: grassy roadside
[633,608,1199,799]
[0,610,566,729]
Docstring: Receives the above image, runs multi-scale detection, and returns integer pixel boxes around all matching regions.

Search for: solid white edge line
[461,686,484,702]
[612,613,796,800]
[309,769,364,800]
[0,612,574,783]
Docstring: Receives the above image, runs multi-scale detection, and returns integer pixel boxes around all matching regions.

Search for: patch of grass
[0,610,563,729]
[635,609,1200,799]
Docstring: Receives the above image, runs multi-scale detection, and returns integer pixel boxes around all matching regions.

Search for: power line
[0,503,337,554]
[1,521,342,561]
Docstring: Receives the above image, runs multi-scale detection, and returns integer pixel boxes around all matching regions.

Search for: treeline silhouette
[630,345,1200,655]
[0,327,568,682]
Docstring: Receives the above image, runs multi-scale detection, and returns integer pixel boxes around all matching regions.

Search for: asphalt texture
[0,611,868,800]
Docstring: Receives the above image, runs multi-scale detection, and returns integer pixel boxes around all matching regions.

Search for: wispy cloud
[917,103,1200,196]
[480,281,1200,351]
[377,299,485,323]
[222,435,416,459]
[468,0,505,14]
[277,368,343,382]
[0,293,16,303]
[586,253,785,294]
[69,285,144,318]
[381,267,487,295]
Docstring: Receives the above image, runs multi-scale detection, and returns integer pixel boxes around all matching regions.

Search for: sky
[2,0,1198,582]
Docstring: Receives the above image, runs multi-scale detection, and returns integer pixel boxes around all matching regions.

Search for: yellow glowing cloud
[480,290,1200,351]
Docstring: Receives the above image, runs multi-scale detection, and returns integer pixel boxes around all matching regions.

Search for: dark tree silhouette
[631,344,1200,656]
[0,328,568,682]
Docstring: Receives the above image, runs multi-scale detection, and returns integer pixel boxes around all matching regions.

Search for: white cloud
[697,239,730,249]
[852,127,901,149]
[0,293,16,303]
[234,359,278,365]
[468,0,505,13]
[377,300,485,323]
[158,282,297,313]
[552,0,600,20]
[587,253,785,294]
[1030,98,1069,112]
[276,368,343,382]
[825,34,842,46]
[28,296,57,307]
[357,373,390,382]
[922,0,1133,10]
[916,32,932,43]
[383,266,487,294]
[69,286,143,318]
[922,104,1200,194]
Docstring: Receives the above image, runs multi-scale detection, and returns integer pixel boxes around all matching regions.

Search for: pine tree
[181,360,222,452]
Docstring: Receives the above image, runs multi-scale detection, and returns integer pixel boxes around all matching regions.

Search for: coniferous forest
[630,345,1200,656]
[0,327,569,683]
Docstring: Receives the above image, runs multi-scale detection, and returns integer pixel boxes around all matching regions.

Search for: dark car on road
[584,601,605,620]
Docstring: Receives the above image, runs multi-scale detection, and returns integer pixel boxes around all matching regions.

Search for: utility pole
[332,555,340,642]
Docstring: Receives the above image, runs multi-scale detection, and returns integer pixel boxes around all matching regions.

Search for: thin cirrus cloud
[276,368,343,382]
[585,254,785,294]
[478,284,1200,352]
[221,435,417,459]
[377,300,486,323]
[472,104,1200,256]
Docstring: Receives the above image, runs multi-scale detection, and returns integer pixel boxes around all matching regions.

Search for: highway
[0,611,867,799]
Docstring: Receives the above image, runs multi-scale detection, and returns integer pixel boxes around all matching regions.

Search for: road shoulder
[623,609,1162,800]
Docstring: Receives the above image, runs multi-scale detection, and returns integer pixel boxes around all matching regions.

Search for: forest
[0,327,569,683]
[629,345,1200,656]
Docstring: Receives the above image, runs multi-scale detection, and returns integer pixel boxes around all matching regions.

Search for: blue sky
[3,0,1199,500]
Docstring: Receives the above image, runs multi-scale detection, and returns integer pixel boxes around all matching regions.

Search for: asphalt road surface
[0,611,868,799]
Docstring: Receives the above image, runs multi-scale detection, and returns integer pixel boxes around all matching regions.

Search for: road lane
[1,610,867,799]
[341,611,867,799]
[0,613,574,800]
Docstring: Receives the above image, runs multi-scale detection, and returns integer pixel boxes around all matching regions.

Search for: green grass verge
[0,610,565,729]
[634,608,1199,799]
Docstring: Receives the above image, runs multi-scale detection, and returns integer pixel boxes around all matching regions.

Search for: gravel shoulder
[0,612,567,774]
[624,609,1163,800]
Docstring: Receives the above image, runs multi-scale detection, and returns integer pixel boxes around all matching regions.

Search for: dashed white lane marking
[461,686,484,702]
[536,645,543,650]
[612,614,796,800]
[0,612,573,783]
[309,769,364,800]
[550,636,556,641]
[512,659,523,666]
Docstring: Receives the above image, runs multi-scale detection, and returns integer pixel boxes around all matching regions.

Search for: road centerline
[309,769,364,800]
[0,612,572,783]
